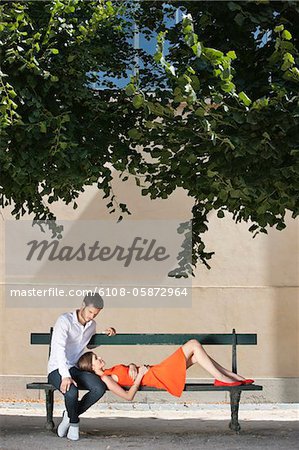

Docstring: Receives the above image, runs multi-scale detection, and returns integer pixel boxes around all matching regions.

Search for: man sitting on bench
[47,293,116,441]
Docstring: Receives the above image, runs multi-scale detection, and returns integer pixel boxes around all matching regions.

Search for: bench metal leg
[229,389,241,433]
[45,390,55,430]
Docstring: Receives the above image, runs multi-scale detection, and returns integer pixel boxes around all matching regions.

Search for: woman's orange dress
[103,347,186,397]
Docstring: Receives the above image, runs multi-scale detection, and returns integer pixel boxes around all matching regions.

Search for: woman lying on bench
[77,339,254,400]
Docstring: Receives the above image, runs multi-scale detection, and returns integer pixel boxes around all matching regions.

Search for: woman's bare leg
[209,357,245,381]
[183,340,243,382]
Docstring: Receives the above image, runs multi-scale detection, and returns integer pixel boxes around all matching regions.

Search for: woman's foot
[231,375,246,382]
[214,379,243,387]
[242,379,255,385]
[222,372,246,382]
[216,374,242,384]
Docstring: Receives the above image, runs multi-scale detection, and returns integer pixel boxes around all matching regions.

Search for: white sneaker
[57,410,70,437]
[67,423,79,441]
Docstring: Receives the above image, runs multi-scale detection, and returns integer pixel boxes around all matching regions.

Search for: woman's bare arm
[101,366,148,401]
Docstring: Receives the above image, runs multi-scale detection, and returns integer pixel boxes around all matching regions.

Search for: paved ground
[0,403,298,450]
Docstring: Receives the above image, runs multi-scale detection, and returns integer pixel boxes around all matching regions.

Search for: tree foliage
[0,0,135,219]
[1,1,299,274]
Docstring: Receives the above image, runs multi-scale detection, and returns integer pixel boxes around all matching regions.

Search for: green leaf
[184,33,197,47]
[154,51,163,64]
[195,107,205,117]
[132,94,144,109]
[234,13,245,27]
[221,81,235,93]
[50,48,59,54]
[282,30,292,40]
[183,25,193,34]
[262,132,271,140]
[128,128,142,140]
[274,25,284,33]
[276,222,286,231]
[290,67,299,80]
[249,224,259,233]
[217,210,225,218]
[190,75,200,90]
[221,68,231,80]
[61,114,70,123]
[230,190,242,198]
[238,91,252,106]
[188,154,197,163]
[204,47,223,61]
[252,97,269,110]
[191,42,202,57]
[227,50,237,60]
[187,66,195,75]
[228,2,242,11]
[125,84,136,96]
[39,122,47,133]
[281,52,295,70]
[166,64,176,76]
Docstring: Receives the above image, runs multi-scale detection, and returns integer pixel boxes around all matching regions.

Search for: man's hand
[104,327,116,336]
[60,377,77,394]
[128,363,138,381]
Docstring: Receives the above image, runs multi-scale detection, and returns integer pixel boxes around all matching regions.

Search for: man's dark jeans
[48,367,106,423]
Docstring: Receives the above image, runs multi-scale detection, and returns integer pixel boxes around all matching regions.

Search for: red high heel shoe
[214,380,243,387]
[242,379,255,385]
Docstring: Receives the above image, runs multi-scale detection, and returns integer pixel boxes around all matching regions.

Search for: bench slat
[31,333,52,345]
[31,333,257,346]
[89,333,257,346]
[26,382,263,392]
[27,383,55,390]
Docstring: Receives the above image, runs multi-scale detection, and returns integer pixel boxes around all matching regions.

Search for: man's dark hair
[83,293,104,309]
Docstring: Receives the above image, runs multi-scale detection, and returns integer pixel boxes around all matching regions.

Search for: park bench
[27,328,263,433]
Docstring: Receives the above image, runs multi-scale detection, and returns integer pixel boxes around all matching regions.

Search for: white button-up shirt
[48,311,96,378]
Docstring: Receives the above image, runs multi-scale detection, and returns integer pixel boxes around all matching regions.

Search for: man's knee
[64,384,78,401]
[92,381,106,400]
[85,375,106,400]
[48,369,61,390]
[74,370,105,391]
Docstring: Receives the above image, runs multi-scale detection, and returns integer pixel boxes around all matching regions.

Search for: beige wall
[0,175,298,400]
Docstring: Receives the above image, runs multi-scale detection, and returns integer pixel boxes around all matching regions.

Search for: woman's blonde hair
[77,351,94,372]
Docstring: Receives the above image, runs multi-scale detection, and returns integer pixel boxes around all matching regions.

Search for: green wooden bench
[27,328,263,433]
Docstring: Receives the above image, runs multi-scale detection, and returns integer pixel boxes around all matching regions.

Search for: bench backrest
[30,328,257,373]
